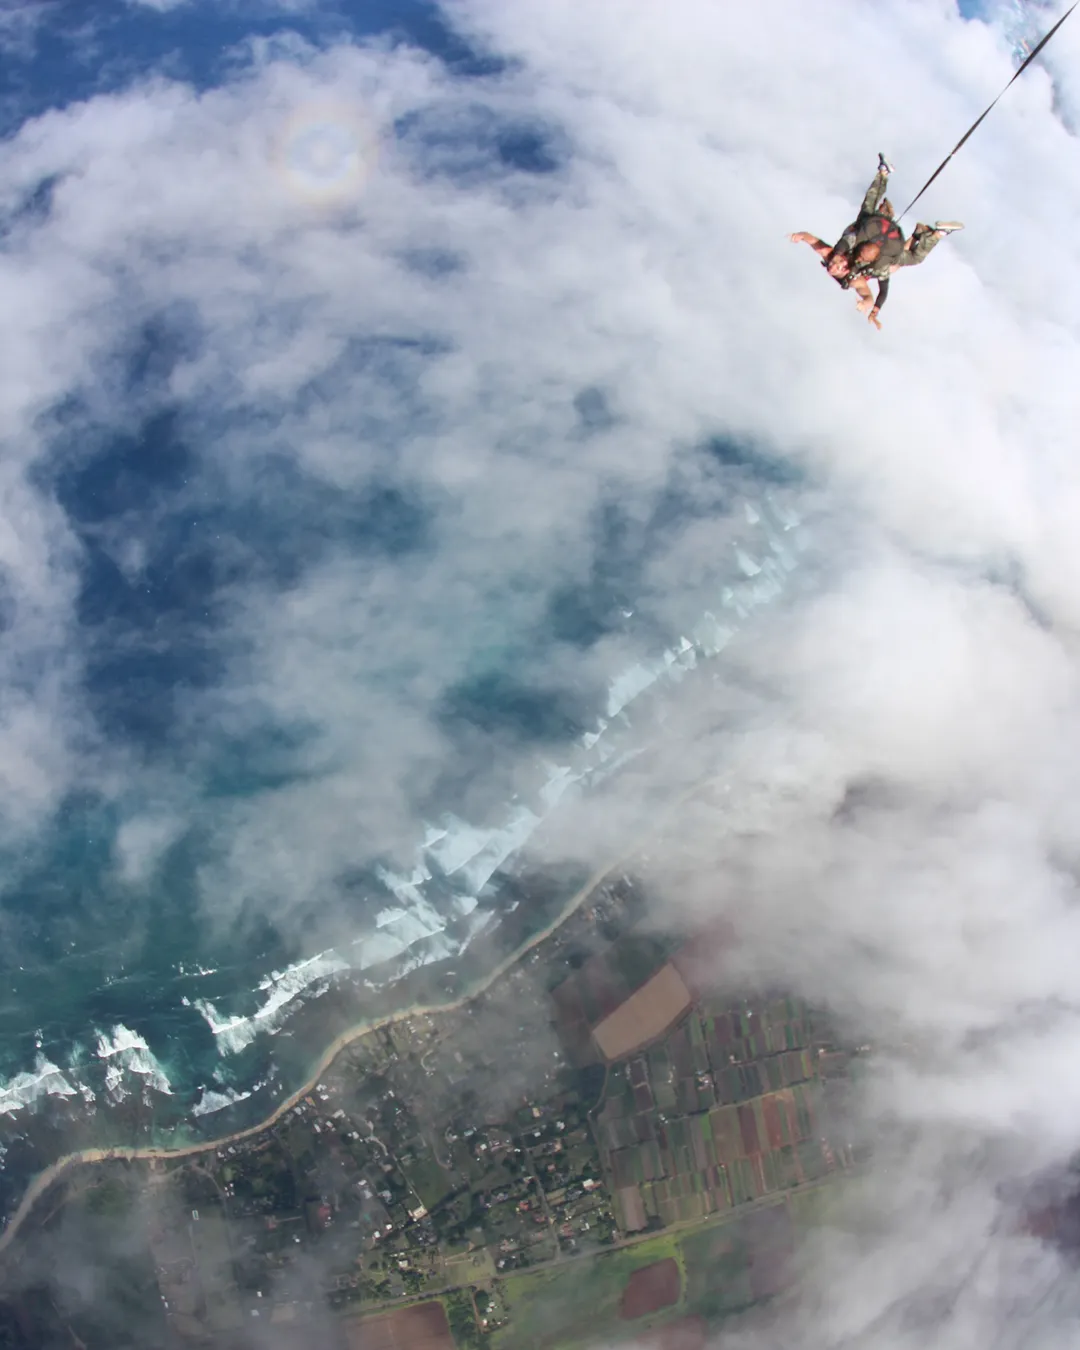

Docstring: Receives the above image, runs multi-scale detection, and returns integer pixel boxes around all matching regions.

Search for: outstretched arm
[789,231,833,259]
[851,277,885,330]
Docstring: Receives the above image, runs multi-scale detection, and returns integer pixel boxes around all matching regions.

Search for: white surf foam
[192,1085,254,1117]
[195,949,349,1056]
[181,492,811,1082]
[0,1055,77,1117]
[457,803,542,895]
[95,1025,173,1100]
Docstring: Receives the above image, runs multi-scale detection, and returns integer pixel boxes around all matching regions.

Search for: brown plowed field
[592,964,692,1062]
[344,1300,454,1350]
[618,1257,681,1319]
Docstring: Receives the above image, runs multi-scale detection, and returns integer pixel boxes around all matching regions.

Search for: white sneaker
[878,154,895,175]
[934,220,964,233]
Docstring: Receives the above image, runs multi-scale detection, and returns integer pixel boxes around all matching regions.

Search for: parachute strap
[853,212,905,261]
[861,213,903,243]
[900,0,1079,220]
[836,211,906,290]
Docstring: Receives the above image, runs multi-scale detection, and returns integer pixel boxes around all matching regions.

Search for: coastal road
[0,769,720,1261]
[0,846,640,1258]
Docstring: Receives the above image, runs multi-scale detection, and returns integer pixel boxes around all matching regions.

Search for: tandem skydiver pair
[787,2,1080,329]
[789,155,962,330]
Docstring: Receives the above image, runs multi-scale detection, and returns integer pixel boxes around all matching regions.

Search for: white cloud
[112,811,185,884]
[4,0,1080,1334]
[124,0,321,14]
[0,2,54,59]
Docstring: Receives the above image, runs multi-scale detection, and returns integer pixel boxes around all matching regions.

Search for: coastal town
[0,875,857,1349]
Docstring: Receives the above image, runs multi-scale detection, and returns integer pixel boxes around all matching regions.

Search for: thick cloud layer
[5,0,1080,1342]
[0,15,809,935]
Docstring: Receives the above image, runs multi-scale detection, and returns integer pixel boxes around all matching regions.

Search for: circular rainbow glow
[275,105,378,205]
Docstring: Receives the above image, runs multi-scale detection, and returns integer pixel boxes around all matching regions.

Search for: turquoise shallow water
[0,0,1028,1136]
[0,415,809,1128]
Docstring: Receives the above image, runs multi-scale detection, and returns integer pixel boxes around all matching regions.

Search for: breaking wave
[192,1085,254,1117]
[0,492,808,1123]
[193,949,349,1056]
[95,1024,173,1102]
[0,1056,77,1118]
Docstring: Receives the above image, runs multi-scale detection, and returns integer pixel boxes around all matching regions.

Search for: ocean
[0,458,811,1132]
[0,344,813,1123]
[0,0,1040,1144]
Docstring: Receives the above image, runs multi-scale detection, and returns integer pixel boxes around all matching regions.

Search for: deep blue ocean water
[0,0,1041,1136]
[0,0,506,1122]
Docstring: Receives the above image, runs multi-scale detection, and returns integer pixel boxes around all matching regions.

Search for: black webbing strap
[899,0,1079,220]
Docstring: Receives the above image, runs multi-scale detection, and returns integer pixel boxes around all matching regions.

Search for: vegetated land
[487,1185,822,1350]
[491,1232,684,1350]
[0,869,860,1350]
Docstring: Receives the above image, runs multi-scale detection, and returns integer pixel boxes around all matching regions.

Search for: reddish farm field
[738,1104,761,1156]
[344,1300,454,1350]
[619,1257,681,1319]
[762,1094,784,1150]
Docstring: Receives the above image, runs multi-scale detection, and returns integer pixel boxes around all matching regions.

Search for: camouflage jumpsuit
[835,169,945,309]
[839,168,944,274]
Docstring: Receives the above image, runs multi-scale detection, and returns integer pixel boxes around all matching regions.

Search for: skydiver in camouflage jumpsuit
[790,156,963,329]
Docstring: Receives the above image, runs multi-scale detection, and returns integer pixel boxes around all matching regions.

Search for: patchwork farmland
[596,995,841,1230]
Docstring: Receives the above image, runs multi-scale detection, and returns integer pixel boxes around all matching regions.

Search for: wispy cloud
[0,1,55,58]
[4,0,1080,1336]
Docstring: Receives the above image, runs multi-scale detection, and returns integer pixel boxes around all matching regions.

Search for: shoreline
[0,761,722,1263]
[0,848,630,1260]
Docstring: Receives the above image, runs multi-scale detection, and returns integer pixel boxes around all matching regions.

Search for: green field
[679,1214,755,1318]
[444,1289,485,1350]
[404,1150,457,1211]
[491,1232,683,1350]
[487,1179,851,1348]
[788,1176,847,1230]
